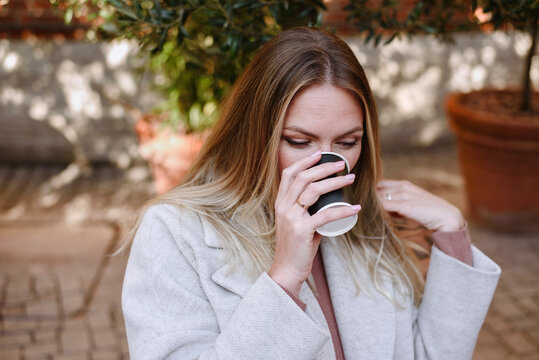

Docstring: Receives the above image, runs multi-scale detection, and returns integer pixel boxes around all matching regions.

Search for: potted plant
[345,0,539,231]
[54,0,326,194]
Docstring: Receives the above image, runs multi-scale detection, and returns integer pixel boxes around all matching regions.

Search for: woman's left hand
[376,179,465,232]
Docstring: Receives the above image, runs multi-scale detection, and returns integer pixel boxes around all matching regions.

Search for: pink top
[279,223,473,359]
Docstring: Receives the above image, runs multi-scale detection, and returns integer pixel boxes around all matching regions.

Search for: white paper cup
[309,152,358,237]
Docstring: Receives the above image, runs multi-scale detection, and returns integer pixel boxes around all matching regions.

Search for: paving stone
[472,342,509,360]
[509,286,538,299]
[492,291,515,305]
[2,318,38,332]
[526,328,539,347]
[0,272,8,296]
[58,278,83,297]
[1,304,26,316]
[5,289,35,306]
[0,332,32,347]
[53,353,89,360]
[33,274,57,298]
[495,300,528,320]
[91,349,120,360]
[485,312,514,332]
[92,328,117,349]
[516,295,539,313]
[34,329,58,344]
[511,316,539,330]
[6,274,32,291]
[119,338,129,355]
[62,319,87,332]
[501,332,538,355]
[0,156,537,360]
[24,342,58,358]
[60,330,91,353]
[0,347,22,360]
[61,291,85,316]
[87,311,112,332]
[515,354,539,360]
[27,297,59,317]
[476,328,496,345]
[25,355,54,360]
[37,319,62,332]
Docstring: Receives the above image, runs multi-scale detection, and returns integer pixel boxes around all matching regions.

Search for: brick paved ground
[0,145,538,359]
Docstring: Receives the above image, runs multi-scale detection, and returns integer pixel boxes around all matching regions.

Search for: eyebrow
[283,126,364,139]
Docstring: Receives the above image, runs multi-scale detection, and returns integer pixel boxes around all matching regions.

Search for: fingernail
[311,150,321,157]
[345,173,355,180]
[335,161,345,167]
[351,205,361,211]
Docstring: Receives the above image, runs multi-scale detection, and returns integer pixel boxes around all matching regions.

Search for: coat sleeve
[412,244,501,360]
[121,205,330,360]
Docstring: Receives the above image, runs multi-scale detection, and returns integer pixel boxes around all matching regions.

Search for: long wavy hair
[124,27,425,306]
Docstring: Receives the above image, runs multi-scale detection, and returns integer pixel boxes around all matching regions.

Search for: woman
[122,28,500,359]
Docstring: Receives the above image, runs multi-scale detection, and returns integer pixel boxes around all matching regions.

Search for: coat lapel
[203,220,331,336]
[201,218,255,298]
[321,237,396,359]
[202,218,395,358]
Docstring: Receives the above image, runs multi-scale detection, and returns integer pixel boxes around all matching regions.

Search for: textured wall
[347,31,538,150]
[0,32,536,165]
[0,39,158,166]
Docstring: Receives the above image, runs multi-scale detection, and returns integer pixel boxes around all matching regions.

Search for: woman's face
[278,84,365,174]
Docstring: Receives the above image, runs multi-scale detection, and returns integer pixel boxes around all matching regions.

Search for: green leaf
[315,11,323,26]
[108,0,138,20]
[153,0,163,22]
[384,32,398,45]
[374,33,382,46]
[232,1,252,10]
[152,26,170,54]
[418,24,436,33]
[309,0,327,11]
[134,0,143,18]
[64,8,73,24]
[365,29,375,44]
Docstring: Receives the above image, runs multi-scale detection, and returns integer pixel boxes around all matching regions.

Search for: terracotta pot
[446,89,539,231]
[135,115,206,195]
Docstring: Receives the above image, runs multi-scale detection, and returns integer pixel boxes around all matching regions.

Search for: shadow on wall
[347,31,538,151]
[0,38,159,168]
[0,31,536,167]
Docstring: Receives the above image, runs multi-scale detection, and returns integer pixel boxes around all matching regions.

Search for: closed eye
[285,138,310,147]
[338,140,359,147]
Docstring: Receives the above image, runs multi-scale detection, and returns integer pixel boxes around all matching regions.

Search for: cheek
[277,145,300,174]
[344,146,362,171]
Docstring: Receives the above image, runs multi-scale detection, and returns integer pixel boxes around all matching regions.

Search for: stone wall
[0,0,536,165]
[0,39,158,166]
[347,31,538,150]
[1,32,536,165]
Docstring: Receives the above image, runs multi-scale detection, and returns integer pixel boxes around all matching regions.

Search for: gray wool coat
[122,204,501,360]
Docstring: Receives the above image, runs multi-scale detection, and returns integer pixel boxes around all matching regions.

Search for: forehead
[284,84,364,130]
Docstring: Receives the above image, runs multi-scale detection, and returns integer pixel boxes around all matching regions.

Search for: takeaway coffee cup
[309,152,358,237]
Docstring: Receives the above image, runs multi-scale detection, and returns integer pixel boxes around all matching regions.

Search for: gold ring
[296,198,308,209]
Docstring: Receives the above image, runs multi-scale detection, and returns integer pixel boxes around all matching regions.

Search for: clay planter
[446,89,539,231]
[135,115,206,195]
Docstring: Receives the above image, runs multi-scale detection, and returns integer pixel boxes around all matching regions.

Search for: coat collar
[201,216,224,249]
[204,216,396,359]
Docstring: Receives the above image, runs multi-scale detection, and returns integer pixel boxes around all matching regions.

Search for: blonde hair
[123,27,424,306]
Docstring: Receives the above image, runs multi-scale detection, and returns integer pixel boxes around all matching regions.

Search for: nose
[320,144,332,153]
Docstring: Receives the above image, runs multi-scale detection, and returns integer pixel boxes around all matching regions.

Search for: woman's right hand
[268,151,361,296]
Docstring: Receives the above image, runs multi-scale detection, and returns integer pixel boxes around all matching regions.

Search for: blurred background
[0,0,538,359]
